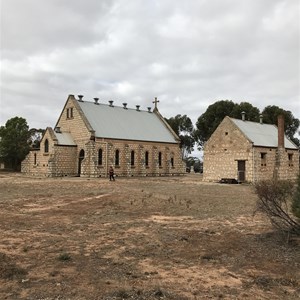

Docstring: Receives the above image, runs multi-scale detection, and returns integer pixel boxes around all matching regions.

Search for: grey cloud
[1,0,299,130]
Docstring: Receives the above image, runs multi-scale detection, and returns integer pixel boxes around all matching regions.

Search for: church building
[21,95,185,177]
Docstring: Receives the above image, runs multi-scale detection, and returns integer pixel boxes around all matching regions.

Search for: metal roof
[55,132,76,146]
[231,118,298,149]
[77,101,178,143]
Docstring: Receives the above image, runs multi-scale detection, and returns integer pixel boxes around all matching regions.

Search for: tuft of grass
[58,252,71,261]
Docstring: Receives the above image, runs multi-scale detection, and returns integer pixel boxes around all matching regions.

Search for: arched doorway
[78,149,85,176]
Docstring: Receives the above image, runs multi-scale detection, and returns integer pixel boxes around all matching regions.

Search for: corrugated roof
[77,101,178,143]
[55,132,76,146]
[231,118,298,149]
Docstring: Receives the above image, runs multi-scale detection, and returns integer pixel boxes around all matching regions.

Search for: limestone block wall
[203,117,253,182]
[79,138,185,177]
[48,146,78,176]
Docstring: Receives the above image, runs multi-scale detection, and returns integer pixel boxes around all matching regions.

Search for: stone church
[203,113,299,183]
[22,94,185,177]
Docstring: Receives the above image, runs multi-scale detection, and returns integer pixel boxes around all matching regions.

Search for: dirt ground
[0,173,299,300]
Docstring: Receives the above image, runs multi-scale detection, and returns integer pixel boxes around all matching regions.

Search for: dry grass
[0,173,299,299]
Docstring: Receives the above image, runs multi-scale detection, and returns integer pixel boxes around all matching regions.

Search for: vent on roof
[109,100,114,107]
[94,98,99,105]
[78,95,84,102]
[123,103,128,109]
[136,105,140,111]
[147,107,152,113]
[241,111,246,121]
[259,114,263,124]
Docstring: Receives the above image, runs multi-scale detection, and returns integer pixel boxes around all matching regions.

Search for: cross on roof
[153,97,159,109]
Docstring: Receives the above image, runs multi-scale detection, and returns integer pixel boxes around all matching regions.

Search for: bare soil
[0,173,299,300]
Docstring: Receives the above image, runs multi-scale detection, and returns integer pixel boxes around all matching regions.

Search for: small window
[145,151,149,166]
[225,132,228,135]
[44,139,49,153]
[171,157,174,167]
[66,108,70,119]
[158,152,162,167]
[70,107,73,118]
[98,149,103,165]
[34,153,37,165]
[115,149,120,166]
[131,150,135,166]
[288,153,293,166]
[261,153,267,166]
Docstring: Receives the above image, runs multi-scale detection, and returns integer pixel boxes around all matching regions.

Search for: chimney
[259,114,263,124]
[241,111,246,121]
[136,105,140,111]
[78,95,84,102]
[94,98,99,104]
[147,107,152,113]
[277,114,285,148]
[109,100,114,107]
[122,103,128,109]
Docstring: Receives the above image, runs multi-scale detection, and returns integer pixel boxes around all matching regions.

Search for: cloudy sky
[1,0,299,130]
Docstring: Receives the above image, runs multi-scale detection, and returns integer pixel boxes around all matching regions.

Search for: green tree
[0,117,31,170]
[29,128,45,149]
[231,102,260,121]
[262,105,300,146]
[165,114,195,158]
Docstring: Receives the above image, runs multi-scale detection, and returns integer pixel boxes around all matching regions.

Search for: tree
[231,102,260,122]
[0,117,31,171]
[262,105,300,147]
[194,100,260,148]
[165,114,195,159]
[29,128,45,149]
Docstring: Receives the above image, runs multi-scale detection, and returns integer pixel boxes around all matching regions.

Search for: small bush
[254,179,300,236]
[292,174,300,219]
[58,252,71,261]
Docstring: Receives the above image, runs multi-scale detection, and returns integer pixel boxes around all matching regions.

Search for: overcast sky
[1,0,299,130]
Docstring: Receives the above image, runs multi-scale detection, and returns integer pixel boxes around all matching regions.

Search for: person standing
[109,166,115,181]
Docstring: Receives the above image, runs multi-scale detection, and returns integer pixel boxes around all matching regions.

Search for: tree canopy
[0,117,31,170]
[165,114,195,158]
[262,105,300,146]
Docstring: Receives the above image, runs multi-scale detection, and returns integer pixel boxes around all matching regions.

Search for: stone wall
[253,146,299,181]
[80,138,185,178]
[203,117,253,182]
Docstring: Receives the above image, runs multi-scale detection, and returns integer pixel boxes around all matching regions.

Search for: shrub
[292,173,300,219]
[58,252,71,261]
[254,179,300,236]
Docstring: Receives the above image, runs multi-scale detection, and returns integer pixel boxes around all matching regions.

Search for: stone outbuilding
[203,113,299,183]
[22,95,185,177]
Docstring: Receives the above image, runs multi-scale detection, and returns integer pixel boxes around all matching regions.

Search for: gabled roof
[231,118,298,149]
[77,100,179,143]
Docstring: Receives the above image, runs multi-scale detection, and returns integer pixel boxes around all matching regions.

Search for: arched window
[145,151,149,166]
[115,149,120,166]
[98,149,103,165]
[158,152,162,167]
[131,150,135,166]
[44,139,49,153]
[171,157,174,167]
